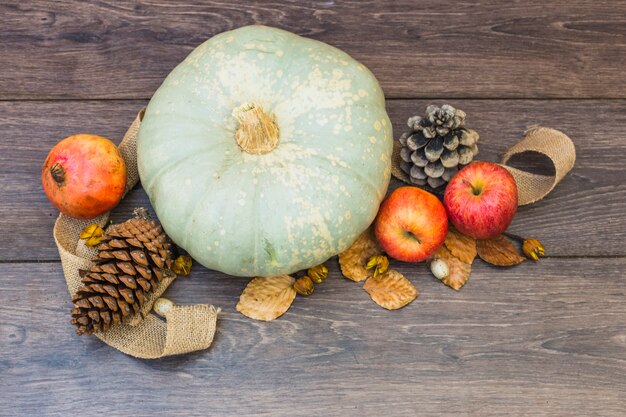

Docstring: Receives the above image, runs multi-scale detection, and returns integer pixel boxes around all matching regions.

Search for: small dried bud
[79,224,104,247]
[172,255,193,276]
[365,255,389,278]
[430,258,449,280]
[522,238,545,261]
[294,276,314,296]
[153,297,175,317]
[307,264,329,283]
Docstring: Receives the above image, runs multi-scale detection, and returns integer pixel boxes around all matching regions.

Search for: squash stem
[233,103,280,155]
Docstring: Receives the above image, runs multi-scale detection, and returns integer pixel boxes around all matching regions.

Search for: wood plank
[2,99,625,260]
[1,0,626,99]
[1,259,625,416]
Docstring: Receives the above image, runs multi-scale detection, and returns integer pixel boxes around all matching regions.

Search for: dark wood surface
[1,1,625,416]
[2,260,626,417]
[2,0,626,99]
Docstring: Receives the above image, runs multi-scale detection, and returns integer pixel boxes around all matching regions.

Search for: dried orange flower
[294,275,314,296]
[365,255,389,278]
[172,255,193,276]
[79,224,104,247]
[522,238,545,261]
[307,264,329,284]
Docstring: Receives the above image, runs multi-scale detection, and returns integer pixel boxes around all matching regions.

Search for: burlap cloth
[53,110,220,359]
[391,126,576,205]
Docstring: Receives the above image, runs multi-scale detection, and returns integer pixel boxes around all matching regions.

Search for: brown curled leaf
[444,227,477,264]
[338,228,383,282]
[236,275,296,321]
[363,269,419,310]
[477,235,525,266]
[432,245,472,291]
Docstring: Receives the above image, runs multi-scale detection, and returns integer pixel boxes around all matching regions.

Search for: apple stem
[462,179,481,196]
[50,162,66,185]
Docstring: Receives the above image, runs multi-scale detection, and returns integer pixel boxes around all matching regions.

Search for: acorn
[153,297,176,317]
[430,258,450,281]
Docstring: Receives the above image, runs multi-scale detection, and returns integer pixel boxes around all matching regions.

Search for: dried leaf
[432,246,472,291]
[236,275,296,321]
[363,269,419,310]
[172,255,192,276]
[79,224,104,247]
[444,227,477,264]
[477,235,525,266]
[338,228,383,282]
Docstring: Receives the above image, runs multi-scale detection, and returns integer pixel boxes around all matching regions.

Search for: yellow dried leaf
[477,235,525,266]
[363,269,419,310]
[236,275,296,321]
[338,228,383,282]
[172,255,192,276]
[79,224,104,247]
[432,245,472,291]
[444,227,477,264]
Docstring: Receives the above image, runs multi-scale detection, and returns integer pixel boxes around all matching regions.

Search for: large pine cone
[70,208,174,335]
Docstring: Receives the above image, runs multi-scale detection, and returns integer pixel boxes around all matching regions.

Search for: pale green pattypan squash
[138,25,392,276]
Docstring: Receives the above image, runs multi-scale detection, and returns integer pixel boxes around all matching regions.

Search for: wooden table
[1,1,625,416]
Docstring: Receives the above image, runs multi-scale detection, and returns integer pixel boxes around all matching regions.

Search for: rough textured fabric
[500,127,576,205]
[53,109,220,359]
[392,126,576,205]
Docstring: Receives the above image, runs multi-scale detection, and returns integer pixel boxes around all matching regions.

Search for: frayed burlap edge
[53,109,220,359]
[391,126,576,205]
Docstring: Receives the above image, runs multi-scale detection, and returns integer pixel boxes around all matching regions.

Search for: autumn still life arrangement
[42,26,574,358]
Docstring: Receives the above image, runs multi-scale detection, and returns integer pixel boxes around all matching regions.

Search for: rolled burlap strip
[53,109,220,359]
[391,126,576,205]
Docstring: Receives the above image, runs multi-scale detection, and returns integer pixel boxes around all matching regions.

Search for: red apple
[443,161,518,239]
[375,186,448,262]
[42,134,127,219]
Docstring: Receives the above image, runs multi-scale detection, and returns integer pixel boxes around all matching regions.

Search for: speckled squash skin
[138,25,392,277]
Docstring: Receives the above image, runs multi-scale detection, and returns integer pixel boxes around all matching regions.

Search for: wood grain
[2,99,624,261]
[1,259,624,416]
[1,2,624,415]
[1,0,626,99]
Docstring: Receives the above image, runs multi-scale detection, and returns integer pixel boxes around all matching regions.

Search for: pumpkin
[138,25,392,277]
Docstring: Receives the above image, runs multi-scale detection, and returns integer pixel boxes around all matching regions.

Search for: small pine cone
[398,104,479,189]
[70,208,175,336]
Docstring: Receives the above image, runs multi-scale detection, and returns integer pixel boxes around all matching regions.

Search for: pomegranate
[42,134,127,219]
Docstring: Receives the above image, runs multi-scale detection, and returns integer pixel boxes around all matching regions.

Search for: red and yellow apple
[443,161,518,239]
[375,186,448,262]
[42,134,127,219]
